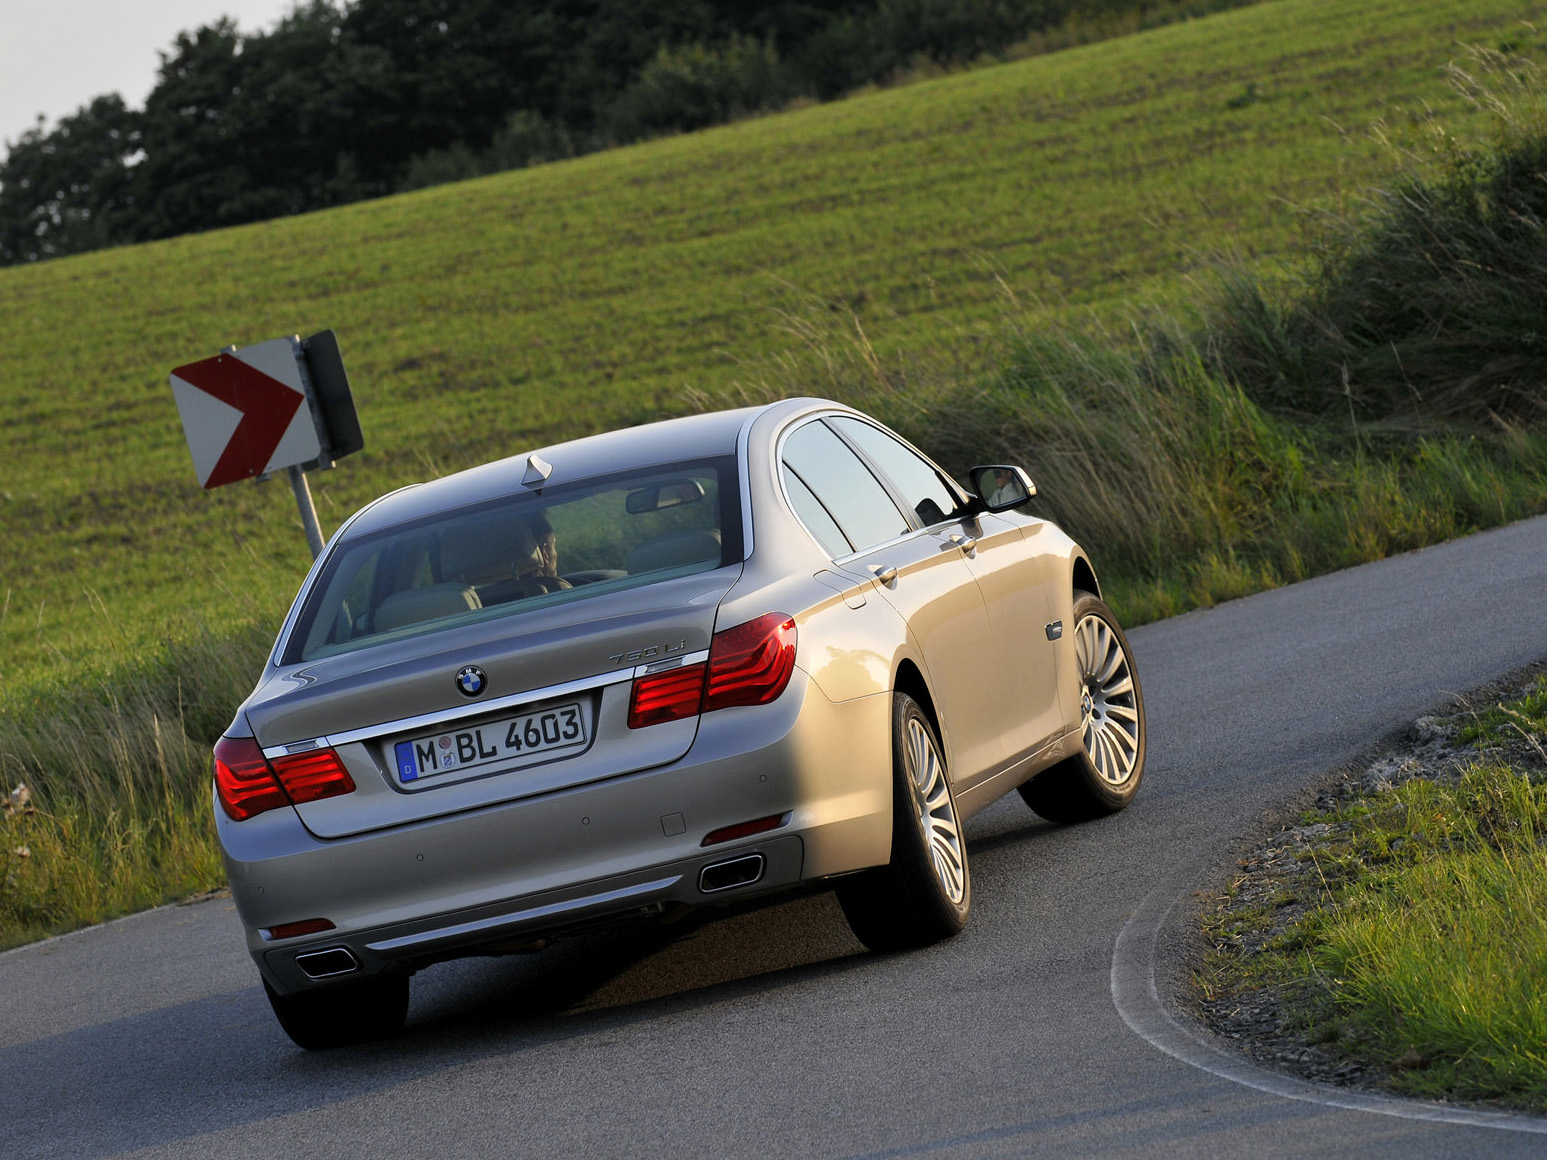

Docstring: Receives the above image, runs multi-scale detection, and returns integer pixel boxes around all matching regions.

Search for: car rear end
[214,415,892,1001]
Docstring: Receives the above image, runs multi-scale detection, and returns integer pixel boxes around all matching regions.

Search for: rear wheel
[264,973,409,1051]
[838,692,970,952]
[1019,591,1146,823]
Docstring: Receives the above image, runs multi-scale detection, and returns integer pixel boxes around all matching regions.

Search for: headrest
[441,515,542,581]
[374,583,481,633]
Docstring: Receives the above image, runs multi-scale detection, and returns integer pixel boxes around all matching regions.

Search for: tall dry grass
[0,623,269,946]
[707,288,1547,624]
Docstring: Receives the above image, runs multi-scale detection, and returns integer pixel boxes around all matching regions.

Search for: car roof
[340,401,816,539]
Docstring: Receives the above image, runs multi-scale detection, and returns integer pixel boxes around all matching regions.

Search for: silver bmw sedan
[213,397,1145,1048]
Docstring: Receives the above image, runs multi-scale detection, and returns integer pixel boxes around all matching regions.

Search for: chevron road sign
[170,338,320,489]
[169,331,363,557]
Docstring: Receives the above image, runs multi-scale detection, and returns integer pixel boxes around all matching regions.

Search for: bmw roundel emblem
[455,665,487,698]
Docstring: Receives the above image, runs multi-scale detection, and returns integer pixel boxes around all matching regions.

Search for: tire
[837,692,970,952]
[1019,591,1146,824]
[264,973,410,1050]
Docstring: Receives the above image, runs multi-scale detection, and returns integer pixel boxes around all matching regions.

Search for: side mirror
[967,465,1037,513]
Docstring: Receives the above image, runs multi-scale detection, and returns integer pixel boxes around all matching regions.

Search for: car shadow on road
[4,813,1067,1157]
[405,805,1063,1033]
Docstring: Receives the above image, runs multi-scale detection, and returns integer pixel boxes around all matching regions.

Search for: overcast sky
[0,0,298,149]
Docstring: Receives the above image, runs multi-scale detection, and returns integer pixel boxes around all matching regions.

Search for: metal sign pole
[287,465,326,559]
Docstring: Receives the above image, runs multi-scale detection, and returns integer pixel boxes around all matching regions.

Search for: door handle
[870,564,898,585]
[948,533,977,554]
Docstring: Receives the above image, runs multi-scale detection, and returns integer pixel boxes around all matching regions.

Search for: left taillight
[213,736,288,821]
[270,748,357,805]
[213,736,355,821]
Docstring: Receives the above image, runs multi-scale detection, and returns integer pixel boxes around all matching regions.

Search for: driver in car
[525,513,566,588]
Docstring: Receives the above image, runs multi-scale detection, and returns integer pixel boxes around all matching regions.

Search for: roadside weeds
[1192,661,1547,1113]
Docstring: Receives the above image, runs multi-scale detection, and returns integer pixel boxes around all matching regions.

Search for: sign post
[286,464,326,558]
[170,331,363,558]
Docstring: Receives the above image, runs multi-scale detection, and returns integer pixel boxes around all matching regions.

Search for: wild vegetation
[0,628,262,946]
[1197,674,1547,1108]
[1,0,1545,945]
[709,48,1547,621]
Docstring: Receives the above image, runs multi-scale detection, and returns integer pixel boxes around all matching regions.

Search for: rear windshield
[283,457,741,664]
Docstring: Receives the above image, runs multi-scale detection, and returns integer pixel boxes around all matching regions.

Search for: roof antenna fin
[523,454,553,486]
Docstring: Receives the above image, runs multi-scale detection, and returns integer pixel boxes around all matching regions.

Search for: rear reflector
[265,918,336,940]
[702,812,787,847]
[213,736,290,822]
[628,662,707,729]
[270,748,357,805]
[705,614,797,712]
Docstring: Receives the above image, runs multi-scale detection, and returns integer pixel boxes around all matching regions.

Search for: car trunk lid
[243,568,735,838]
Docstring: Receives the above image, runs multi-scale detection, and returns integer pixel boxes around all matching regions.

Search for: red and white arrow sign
[170,338,322,489]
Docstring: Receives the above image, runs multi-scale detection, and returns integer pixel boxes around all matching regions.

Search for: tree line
[0,0,1218,265]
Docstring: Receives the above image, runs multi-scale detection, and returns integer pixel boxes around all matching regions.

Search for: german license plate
[393,701,587,783]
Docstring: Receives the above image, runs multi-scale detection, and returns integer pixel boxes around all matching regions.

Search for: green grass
[5,0,1547,946]
[1318,806,1547,1106]
[1200,750,1547,1109]
[3,0,1543,694]
[1457,674,1547,745]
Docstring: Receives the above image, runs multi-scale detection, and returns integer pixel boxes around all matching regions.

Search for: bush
[602,36,794,142]
[1211,49,1547,429]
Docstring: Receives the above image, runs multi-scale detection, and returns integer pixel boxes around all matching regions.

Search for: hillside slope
[0,0,1540,689]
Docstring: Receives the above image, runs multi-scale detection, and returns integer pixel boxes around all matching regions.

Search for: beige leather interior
[374,583,481,632]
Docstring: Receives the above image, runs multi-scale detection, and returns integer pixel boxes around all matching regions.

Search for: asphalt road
[7,514,1547,1159]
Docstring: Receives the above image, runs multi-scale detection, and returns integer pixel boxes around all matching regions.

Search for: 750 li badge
[455,665,487,697]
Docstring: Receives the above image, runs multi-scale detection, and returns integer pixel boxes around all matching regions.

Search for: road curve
[6,514,1547,1159]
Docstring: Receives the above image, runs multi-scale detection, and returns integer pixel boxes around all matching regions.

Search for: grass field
[2,0,1543,694]
[4,0,1547,944]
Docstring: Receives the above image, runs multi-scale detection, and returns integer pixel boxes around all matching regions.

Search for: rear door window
[781,420,909,554]
[782,465,852,558]
[827,416,959,528]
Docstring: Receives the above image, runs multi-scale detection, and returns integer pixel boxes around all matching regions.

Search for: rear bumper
[261,835,805,993]
[219,670,892,993]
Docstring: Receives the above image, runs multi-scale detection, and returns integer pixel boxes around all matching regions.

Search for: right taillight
[627,614,798,729]
[213,735,291,821]
[628,662,707,729]
[705,613,797,711]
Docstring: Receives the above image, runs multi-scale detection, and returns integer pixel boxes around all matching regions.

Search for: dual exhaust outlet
[292,853,766,979]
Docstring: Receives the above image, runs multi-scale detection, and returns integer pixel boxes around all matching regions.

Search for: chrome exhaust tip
[698,853,766,894]
[294,946,360,979]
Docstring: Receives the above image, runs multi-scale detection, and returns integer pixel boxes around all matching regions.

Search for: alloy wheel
[1073,612,1141,786]
[905,716,965,904]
